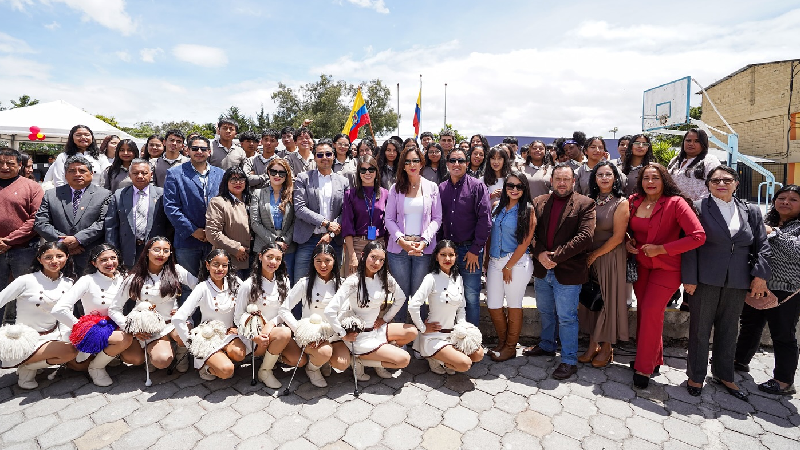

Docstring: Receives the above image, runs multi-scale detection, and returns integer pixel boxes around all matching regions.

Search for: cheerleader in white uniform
[109,237,197,372]
[325,241,418,380]
[0,242,78,389]
[173,249,249,381]
[279,244,350,387]
[51,244,134,386]
[234,243,304,389]
[409,240,484,374]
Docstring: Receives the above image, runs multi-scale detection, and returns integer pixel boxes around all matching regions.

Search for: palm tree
[11,95,40,109]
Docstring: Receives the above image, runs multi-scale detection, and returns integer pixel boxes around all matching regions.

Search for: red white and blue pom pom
[69,313,116,354]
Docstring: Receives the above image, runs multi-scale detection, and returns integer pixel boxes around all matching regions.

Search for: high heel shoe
[686,382,703,397]
[578,345,600,364]
[591,348,613,368]
[633,372,650,389]
[712,377,749,402]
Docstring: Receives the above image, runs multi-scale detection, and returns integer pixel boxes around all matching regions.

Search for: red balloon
[28,133,38,141]
[29,126,40,133]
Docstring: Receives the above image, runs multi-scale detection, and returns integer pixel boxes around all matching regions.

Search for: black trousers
[734,290,800,384]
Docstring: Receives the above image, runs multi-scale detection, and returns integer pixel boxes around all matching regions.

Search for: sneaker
[199,365,217,381]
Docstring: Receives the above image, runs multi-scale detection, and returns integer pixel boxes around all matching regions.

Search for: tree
[433,125,467,144]
[651,140,678,166]
[95,114,120,128]
[10,95,39,108]
[270,74,398,139]
[255,104,271,131]
[219,106,257,133]
[651,106,703,149]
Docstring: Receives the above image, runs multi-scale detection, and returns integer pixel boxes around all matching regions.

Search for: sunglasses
[505,182,525,191]
[448,158,467,164]
[268,169,288,178]
[189,146,209,152]
[358,167,378,174]
[316,152,334,159]
[404,159,422,165]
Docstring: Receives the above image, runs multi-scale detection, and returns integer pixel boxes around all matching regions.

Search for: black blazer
[682,197,771,290]
[104,186,170,268]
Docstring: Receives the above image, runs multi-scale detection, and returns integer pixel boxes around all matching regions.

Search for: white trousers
[486,253,533,309]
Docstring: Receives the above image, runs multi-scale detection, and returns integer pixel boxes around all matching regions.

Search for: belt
[39,323,58,335]
[453,240,473,247]
[362,327,374,332]
[164,319,171,324]
[439,328,453,333]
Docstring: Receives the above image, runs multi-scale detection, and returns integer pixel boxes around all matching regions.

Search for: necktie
[72,189,83,218]
[135,190,148,240]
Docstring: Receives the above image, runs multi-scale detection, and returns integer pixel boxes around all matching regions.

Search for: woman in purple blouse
[342,156,389,275]
[385,146,443,323]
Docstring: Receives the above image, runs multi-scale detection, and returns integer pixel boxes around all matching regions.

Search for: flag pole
[364,86,377,143]
[396,83,400,136]
[419,74,422,136]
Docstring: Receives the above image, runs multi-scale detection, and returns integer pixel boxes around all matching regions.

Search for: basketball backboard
[642,76,691,131]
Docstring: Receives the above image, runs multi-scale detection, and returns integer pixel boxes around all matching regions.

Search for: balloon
[28,133,37,141]
[29,126,40,133]
[36,133,44,139]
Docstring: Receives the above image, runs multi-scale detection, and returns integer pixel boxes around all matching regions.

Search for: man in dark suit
[522,163,596,381]
[105,158,170,268]
[35,155,112,273]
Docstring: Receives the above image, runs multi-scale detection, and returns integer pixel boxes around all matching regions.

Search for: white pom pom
[124,302,164,334]
[246,303,259,314]
[189,320,227,359]
[295,316,335,347]
[449,322,483,355]
[309,314,322,324]
[339,310,367,333]
[239,306,265,340]
[0,324,40,363]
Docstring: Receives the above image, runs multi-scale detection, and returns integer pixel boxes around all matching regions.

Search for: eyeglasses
[268,169,287,178]
[631,142,649,148]
[428,149,441,155]
[448,158,467,164]
[358,167,377,174]
[316,152,334,159]
[149,248,171,255]
[709,178,736,185]
[190,146,209,152]
[229,178,246,184]
[404,159,422,165]
[595,173,615,179]
[505,183,525,191]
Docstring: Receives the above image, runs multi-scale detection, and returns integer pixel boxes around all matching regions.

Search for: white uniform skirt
[345,323,389,356]
[137,322,175,348]
[413,331,454,358]
[192,332,252,369]
[1,323,71,368]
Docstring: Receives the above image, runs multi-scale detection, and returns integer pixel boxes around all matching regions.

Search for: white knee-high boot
[258,352,282,389]
[305,361,328,387]
[360,358,393,379]
[17,360,50,389]
[88,351,116,387]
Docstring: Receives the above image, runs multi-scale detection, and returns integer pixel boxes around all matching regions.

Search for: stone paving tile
[73,419,130,450]
[540,431,581,450]
[403,403,443,431]
[595,396,633,418]
[335,398,373,424]
[194,432,241,450]
[0,411,25,435]
[110,423,164,450]
[157,404,207,431]
[502,430,544,450]
[527,392,563,416]
[589,413,630,441]
[478,408,515,435]
[149,426,203,450]
[663,417,709,447]
[461,427,502,450]
[552,411,591,440]
[195,408,242,436]
[229,410,275,440]
[515,410,553,438]
[424,386,460,410]
[442,405,480,433]
[342,419,383,449]
[278,437,317,450]
[370,402,408,427]
[561,393,598,418]
[22,394,75,419]
[492,391,527,414]
[37,417,94,449]
[269,415,312,444]
[124,401,173,428]
[459,388,494,412]
[305,417,348,447]
[760,433,800,450]
[421,425,462,450]
[582,434,623,450]
[626,416,670,444]
[2,414,60,444]
[383,423,422,450]
[622,437,661,450]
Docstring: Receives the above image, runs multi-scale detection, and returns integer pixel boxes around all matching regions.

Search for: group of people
[0,121,797,402]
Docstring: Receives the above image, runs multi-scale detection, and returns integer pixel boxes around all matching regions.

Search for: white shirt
[712,196,741,237]
[403,195,425,236]
[313,173,334,234]
[52,272,124,327]
[234,275,289,327]
[408,272,466,333]
[108,265,197,329]
[173,278,241,345]
[324,273,406,337]
[44,152,110,188]
[279,276,339,332]
[0,272,74,333]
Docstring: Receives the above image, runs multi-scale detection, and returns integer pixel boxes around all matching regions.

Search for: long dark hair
[395,146,425,195]
[588,161,625,200]
[31,241,75,280]
[668,129,710,180]
[764,184,800,227]
[107,139,139,185]
[84,243,127,277]
[492,171,533,245]
[356,241,389,308]
[424,142,449,182]
[248,243,288,304]
[66,125,100,158]
[378,138,401,173]
[218,166,252,205]
[467,144,486,177]
[428,240,460,281]
[198,249,240,295]
[128,237,182,301]
[583,137,607,162]
[622,134,654,175]
[99,135,120,158]
[526,140,552,167]
[633,163,699,215]
[483,146,511,186]
[354,155,382,200]
[304,244,341,308]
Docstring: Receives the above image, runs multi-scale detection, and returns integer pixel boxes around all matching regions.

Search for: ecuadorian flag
[343,88,371,141]
[413,89,421,140]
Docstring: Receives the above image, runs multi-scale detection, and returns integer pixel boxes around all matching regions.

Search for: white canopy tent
[0,100,137,150]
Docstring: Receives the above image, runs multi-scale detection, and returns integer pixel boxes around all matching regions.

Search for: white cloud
[0,55,49,80]
[345,0,389,14]
[0,32,34,53]
[115,50,131,62]
[1,0,136,35]
[43,21,60,30]
[0,0,34,10]
[172,44,228,68]
[139,47,163,63]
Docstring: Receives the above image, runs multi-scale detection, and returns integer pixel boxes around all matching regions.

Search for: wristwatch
[328,231,336,239]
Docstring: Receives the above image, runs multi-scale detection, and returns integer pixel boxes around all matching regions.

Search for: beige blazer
[205,196,252,270]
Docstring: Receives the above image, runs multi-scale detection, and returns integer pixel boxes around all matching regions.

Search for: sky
[0,0,798,140]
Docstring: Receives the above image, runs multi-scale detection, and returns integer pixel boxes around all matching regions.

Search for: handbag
[626,256,638,283]
[579,277,604,312]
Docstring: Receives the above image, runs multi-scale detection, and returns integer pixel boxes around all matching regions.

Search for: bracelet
[503,266,511,271]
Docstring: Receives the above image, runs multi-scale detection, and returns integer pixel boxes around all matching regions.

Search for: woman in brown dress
[578,161,630,367]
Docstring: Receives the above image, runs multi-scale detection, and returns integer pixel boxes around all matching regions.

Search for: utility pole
[608,127,618,139]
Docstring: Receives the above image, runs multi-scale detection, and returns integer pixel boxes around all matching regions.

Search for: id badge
[367,226,377,240]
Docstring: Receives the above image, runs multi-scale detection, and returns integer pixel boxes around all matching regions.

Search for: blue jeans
[534,269,582,365]
[456,244,483,327]
[0,246,36,324]
[387,250,431,323]
[294,235,342,285]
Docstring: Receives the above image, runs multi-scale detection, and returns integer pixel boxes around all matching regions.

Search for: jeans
[387,250,431,323]
[0,245,36,324]
[294,234,342,285]
[535,269,582,365]
[456,244,483,327]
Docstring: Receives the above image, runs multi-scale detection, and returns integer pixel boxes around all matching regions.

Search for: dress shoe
[578,345,600,364]
[733,361,750,372]
[633,372,650,388]
[552,363,577,380]
[758,379,796,396]
[686,383,702,396]
[629,360,659,376]
[712,377,748,401]
[591,349,613,368]
[522,345,556,357]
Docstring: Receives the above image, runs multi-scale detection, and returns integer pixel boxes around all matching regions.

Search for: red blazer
[628,194,706,272]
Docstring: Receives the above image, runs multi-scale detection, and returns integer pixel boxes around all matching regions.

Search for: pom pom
[339,310,367,333]
[124,302,164,335]
[69,313,106,346]
[239,305,265,340]
[294,314,335,346]
[0,323,40,363]
[189,320,227,359]
[75,318,116,354]
[449,322,483,355]
[246,304,259,314]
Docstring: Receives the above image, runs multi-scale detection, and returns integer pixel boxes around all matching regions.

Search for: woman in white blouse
[234,243,303,389]
[109,237,197,374]
[280,244,349,387]
[324,241,418,380]
[173,249,248,381]
[0,242,78,389]
[409,240,484,374]
[667,129,722,202]
[52,244,134,386]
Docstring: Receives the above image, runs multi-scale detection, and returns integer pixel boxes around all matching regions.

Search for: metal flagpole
[444,83,447,129]
[396,83,400,136]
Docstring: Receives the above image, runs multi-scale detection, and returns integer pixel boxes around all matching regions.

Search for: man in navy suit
[163,136,224,276]
[105,159,170,268]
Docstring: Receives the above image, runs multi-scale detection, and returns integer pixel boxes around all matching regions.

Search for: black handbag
[626,256,638,283]
[579,278,604,312]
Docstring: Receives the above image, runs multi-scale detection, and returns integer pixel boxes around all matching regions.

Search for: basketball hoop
[659,114,669,126]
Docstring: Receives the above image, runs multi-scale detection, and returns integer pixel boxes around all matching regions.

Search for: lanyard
[364,189,376,226]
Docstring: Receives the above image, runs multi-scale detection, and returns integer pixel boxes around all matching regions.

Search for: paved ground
[1,345,799,450]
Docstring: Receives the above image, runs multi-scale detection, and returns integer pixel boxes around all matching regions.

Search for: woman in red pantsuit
[625,163,705,389]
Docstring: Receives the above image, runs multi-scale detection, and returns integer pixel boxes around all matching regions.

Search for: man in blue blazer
[163,136,224,276]
[105,159,170,268]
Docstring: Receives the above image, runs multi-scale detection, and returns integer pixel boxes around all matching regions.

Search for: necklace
[595,193,613,207]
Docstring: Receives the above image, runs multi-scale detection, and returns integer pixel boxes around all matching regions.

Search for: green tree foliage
[651,106,703,149]
[652,140,678,166]
[10,95,39,108]
[219,106,257,133]
[95,114,120,128]
[433,125,467,144]
[255,104,271,130]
